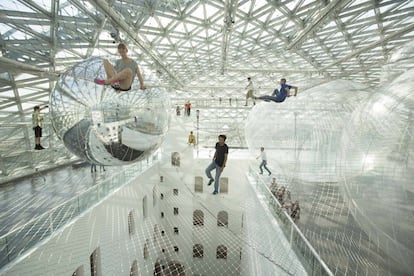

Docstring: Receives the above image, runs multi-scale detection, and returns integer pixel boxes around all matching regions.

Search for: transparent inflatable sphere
[380,41,414,84]
[338,69,414,270]
[50,57,170,166]
[244,79,369,182]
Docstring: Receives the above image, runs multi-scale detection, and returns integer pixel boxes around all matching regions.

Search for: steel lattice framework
[0,0,414,178]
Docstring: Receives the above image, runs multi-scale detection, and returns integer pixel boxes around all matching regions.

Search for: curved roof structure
[1,0,413,177]
[0,1,414,275]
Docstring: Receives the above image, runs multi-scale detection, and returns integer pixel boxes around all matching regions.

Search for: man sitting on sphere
[94,43,146,93]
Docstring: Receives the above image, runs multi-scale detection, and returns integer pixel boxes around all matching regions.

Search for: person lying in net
[255,78,298,103]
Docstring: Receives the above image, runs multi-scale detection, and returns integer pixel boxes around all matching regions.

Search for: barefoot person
[95,43,146,93]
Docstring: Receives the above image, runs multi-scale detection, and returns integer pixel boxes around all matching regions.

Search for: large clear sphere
[50,57,170,166]
[244,79,370,182]
[338,69,414,270]
[380,41,414,84]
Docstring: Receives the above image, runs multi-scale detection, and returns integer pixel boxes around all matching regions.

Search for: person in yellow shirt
[188,131,196,146]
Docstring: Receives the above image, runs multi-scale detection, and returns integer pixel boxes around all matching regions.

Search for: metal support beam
[89,0,184,88]
[0,56,60,78]
[221,0,239,74]
[8,72,32,152]
[287,0,352,50]
[322,23,414,70]
[50,0,59,69]
[227,68,320,74]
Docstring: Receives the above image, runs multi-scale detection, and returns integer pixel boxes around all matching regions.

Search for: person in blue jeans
[257,147,272,176]
[205,134,228,194]
[256,78,298,102]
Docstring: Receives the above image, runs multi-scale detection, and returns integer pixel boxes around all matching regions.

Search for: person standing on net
[94,43,146,93]
[205,134,228,195]
[188,131,196,146]
[244,77,255,106]
[32,105,48,150]
[257,147,271,176]
[186,101,192,116]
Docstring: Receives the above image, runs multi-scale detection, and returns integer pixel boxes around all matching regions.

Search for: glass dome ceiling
[0,0,413,177]
[0,1,414,275]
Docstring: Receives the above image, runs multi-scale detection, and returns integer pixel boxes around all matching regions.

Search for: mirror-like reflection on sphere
[50,57,170,166]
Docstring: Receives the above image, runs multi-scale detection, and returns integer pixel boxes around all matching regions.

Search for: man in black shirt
[205,134,228,194]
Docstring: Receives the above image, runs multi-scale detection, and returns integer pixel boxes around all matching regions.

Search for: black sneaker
[208,178,214,186]
[34,145,40,150]
[212,191,218,195]
[39,145,46,150]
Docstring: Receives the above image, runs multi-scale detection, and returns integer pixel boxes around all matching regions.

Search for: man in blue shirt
[256,78,298,103]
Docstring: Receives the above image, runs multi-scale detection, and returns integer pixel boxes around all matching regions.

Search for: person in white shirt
[256,147,271,175]
[244,77,255,106]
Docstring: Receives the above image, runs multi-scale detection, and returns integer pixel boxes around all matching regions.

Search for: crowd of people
[90,163,106,173]
[269,178,301,223]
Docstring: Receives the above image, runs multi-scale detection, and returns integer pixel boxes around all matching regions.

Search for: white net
[0,113,326,276]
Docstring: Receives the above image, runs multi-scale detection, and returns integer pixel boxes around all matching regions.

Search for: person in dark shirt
[255,78,298,103]
[205,134,228,194]
[291,200,301,222]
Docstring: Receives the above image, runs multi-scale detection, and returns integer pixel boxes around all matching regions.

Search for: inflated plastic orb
[244,79,370,182]
[50,57,170,166]
[338,69,414,270]
[380,40,414,84]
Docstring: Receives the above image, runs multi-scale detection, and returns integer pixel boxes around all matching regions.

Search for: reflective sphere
[50,57,170,166]
[338,69,414,270]
[244,79,370,182]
